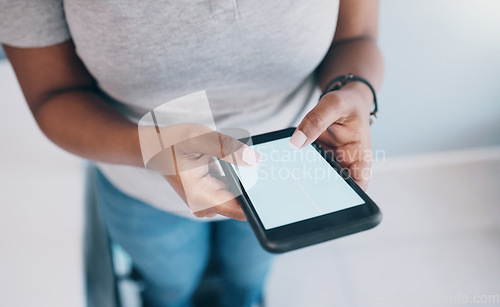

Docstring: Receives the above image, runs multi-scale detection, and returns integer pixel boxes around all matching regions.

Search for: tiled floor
[1,61,499,306]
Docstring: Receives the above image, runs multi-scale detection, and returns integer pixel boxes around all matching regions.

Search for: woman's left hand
[289,83,374,190]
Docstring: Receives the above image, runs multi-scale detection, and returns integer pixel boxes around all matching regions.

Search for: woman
[0,0,383,306]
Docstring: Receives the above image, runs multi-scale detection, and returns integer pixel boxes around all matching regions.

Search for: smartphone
[219,127,382,253]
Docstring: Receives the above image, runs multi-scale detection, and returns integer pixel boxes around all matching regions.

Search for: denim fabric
[95,169,273,307]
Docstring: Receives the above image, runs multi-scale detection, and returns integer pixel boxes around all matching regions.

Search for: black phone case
[219,128,382,253]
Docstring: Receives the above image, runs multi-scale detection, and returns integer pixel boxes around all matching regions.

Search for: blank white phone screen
[231,137,364,230]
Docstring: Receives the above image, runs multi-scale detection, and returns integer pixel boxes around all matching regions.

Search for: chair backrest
[83,164,224,307]
[84,164,120,307]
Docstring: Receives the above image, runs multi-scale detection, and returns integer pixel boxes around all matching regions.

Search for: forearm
[316,38,384,105]
[3,41,143,167]
[34,89,143,167]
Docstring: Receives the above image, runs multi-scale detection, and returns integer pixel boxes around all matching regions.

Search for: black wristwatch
[320,73,379,125]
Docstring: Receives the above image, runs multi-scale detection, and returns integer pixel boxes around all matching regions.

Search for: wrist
[125,122,145,168]
[320,74,379,124]
[338,82,374,111]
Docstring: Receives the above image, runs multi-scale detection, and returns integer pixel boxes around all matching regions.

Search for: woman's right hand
[143,123,260,221]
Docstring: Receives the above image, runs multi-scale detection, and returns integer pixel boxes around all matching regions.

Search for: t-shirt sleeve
[0,0,70,48]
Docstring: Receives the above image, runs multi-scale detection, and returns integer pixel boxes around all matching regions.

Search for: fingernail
[289,130,307,149]
[242,147,260,165]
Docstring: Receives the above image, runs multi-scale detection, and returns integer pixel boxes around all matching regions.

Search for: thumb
[176,130,261,166]
[290,97,343,149]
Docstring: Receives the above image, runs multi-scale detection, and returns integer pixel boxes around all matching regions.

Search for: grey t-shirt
[0,0,339,219]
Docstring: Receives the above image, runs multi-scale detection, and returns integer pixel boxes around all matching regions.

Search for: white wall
[373,0,500,156]
[0,61,84,307]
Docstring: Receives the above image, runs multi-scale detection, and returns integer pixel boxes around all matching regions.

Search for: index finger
[211,198,247,221]
[290,95,346,149]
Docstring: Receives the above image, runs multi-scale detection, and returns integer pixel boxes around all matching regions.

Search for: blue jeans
[95,169,274,307]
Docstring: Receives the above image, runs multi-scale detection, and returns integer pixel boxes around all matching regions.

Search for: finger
[206,180,246,221]
[333,143,367,167]
[191,196,246,221]
[183,174,244,218]
[315,140,356,168]
[162,154,245,220]
[316,141,336,158]
[316,130,343,153]
[191,191,246,221]
[290,94,348,149]
[207,156,225,181]
[316,141,372,190]
[167,164,216,213]
[217,132,261,166]
[324,124,362,148]
[347,159,372,191]
[203,178,246,220]
[175,131,261,166]
[212,198,247,221]
[191,208,218,218]
[334,144,372,190]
